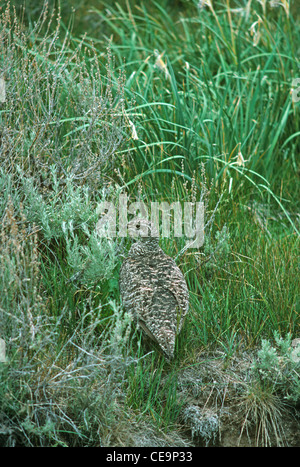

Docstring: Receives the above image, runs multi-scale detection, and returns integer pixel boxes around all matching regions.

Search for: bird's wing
[139,287,178,359]
[156,256,189,319]
[119,257,154,318]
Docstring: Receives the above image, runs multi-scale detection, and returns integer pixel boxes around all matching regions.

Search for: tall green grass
[87,0,299,232]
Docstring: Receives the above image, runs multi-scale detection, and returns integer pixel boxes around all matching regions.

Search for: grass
[0,0,299,447]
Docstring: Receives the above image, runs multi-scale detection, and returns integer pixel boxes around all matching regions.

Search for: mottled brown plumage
[119,219,189,359]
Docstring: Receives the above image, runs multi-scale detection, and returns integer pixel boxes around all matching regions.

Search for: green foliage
[0,2,129,185]
[18,167,97,240]
[252,332,300,404]
[65,228,118,285]
[107,300,133,355]
[126,353,183,429]
[92,0,299,201]
[203,224,231,272]
[236,332,299,447]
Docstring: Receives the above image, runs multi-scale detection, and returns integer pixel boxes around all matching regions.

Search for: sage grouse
[119,219,189,359]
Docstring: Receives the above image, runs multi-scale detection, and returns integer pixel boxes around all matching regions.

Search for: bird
[119,218,189,360]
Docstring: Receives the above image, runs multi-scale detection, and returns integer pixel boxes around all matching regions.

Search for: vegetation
[0,0,299,446]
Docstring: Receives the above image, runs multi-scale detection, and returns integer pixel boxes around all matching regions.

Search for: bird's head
[128,218,159,243]
[127,218,160,249]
